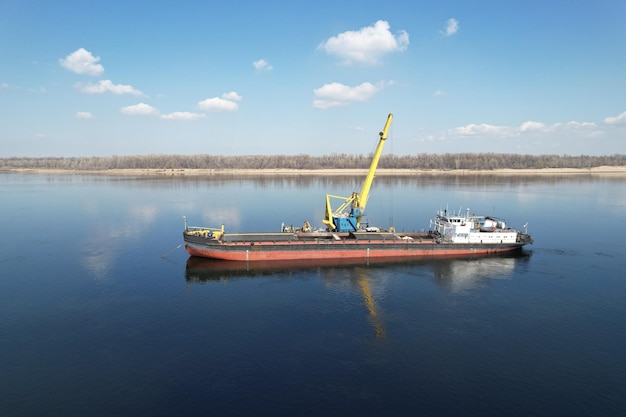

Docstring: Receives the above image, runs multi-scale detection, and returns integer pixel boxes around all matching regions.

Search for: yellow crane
[322,113,393,232]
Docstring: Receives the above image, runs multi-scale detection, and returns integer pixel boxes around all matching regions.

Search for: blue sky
[1,0,625,157]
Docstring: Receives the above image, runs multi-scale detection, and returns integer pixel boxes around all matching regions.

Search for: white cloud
[160,112,206,120]
[604,111,626,125]
[121,103,208,120]
[76,111,94,119]
[76,80,143,95]
[432,118,603,149]
[434,90,445,96]
[221,91,242,101]
[443,18,459,36]
[319,20,409,65]
[454,123,509,136]
[120,103,160,116]
[198,96,240,112]
[59,48,104,76]
[563,121,597,129]
[253,59,273,71]
[313,82,383,109]
[451,120,598,138]
[519,121,546,132]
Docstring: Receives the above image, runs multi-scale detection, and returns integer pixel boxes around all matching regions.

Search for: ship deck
[218,231,434,243]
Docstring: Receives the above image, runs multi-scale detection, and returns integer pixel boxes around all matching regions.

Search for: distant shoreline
[3,166,626,176]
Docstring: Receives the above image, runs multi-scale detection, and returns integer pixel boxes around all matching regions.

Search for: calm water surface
[1,173,625,416]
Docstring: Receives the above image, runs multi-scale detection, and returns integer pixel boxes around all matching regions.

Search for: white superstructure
[433,208,519,244]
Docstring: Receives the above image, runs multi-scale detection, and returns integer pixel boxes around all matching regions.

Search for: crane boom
[322,113,393,232]
[357,113,393,213]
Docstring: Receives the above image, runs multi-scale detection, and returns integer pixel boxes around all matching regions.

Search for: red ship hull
[183,232,526,262]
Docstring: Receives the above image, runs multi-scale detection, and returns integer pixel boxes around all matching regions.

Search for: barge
[183,113,533,262]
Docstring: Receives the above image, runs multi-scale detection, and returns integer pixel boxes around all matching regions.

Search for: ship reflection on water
[431,252,532,292]
[184,252,532,289]
[184,252,532,338]
[184,256,391,338]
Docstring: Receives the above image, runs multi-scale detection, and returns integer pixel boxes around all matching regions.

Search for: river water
[1,173,625,416]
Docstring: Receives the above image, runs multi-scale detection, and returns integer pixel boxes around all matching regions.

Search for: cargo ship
[183,113,533,262]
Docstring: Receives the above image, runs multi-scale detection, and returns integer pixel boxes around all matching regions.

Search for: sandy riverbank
[3,166,626,176]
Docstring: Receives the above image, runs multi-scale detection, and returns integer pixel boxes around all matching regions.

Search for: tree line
[1,153,625,171]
